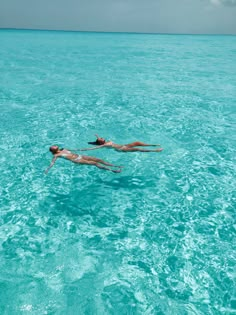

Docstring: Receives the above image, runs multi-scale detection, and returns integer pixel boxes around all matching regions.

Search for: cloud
[0,0,236,34]
[210,0,236,6]
[210,0,221,5]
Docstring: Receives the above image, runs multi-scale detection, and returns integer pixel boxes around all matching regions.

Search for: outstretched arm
[64,145,106,152]
[45,156,57,174]
[76,144,106,151]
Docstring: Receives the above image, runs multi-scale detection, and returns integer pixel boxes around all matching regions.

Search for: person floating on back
[76,134,163,153]
[45,146,122,174]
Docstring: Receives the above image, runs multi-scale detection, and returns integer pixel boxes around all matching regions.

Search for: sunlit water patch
[0,30,235,314]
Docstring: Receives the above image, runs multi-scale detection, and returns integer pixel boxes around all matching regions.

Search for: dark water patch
[97,175,156,190]
[102,284,138,314]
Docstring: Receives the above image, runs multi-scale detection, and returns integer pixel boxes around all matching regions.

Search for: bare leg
[96,159,123,168]
[82,156,122,168]
[95,163,122,173]
[79,160,122,173]
[125,141,160,147]
[124,147,163,152]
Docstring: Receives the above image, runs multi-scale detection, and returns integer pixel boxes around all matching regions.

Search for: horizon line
[0,27,235,36]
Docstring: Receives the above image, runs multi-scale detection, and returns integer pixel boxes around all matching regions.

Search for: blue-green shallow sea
[0,29,236,315]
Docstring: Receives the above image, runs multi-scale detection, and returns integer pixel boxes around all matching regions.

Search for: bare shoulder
[105,141,113,146]
[56,151,66,157]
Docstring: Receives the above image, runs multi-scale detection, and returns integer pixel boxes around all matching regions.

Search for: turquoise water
[0,29,236,314]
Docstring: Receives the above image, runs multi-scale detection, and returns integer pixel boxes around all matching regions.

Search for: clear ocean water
[0,29,235,315]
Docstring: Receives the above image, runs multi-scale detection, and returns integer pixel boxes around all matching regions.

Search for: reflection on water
[0,30,235,314]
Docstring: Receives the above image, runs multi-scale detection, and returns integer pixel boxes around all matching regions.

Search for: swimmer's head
[49,145,59,154]
[88,137,106,145]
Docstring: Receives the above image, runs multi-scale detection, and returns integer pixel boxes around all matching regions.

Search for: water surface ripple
[0,30,236,314]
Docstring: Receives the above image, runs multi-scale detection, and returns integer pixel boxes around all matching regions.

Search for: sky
[0,0,236,34]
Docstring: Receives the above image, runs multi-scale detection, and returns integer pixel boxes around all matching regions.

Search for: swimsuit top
[60,150,80,161]
[60,149,73,158]
[107,142,123,149]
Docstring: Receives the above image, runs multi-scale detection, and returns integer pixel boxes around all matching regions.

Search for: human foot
[112,169,122,173]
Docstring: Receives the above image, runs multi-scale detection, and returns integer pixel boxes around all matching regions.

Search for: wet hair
[88,138,106,145]
[49,145,59,153]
